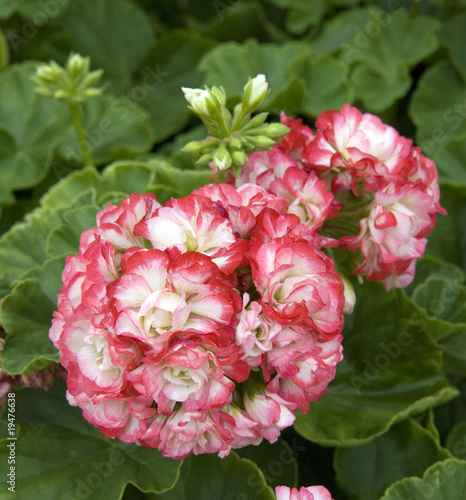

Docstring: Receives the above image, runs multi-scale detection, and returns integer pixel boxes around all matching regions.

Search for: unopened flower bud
[213,144,232,171]
[246,135,276,149]
[232,150,248,166]
[338,272,356,314]
[243,74,269,110]
[181,141,207,155]
[182,87,218,118]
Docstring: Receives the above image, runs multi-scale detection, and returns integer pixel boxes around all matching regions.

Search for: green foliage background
[0,0,466,498]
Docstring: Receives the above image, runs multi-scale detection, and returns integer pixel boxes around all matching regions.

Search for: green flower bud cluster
[32,53,104,105]
[181,75,289,173]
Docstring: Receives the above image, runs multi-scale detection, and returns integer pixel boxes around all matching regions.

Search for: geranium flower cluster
[50,182,345,459]
[240,104,445,290]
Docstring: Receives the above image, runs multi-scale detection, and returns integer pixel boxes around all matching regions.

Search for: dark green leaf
[0,380,182,499]
[148,452,275,500]
[0,62,71,206]
[58,0,155,93]
[134,30,216,143]
[294,282,457,446]
[269,0,326,35]
[334,418,451,500]
[236,439,298,490]
[446,422,466,460]
[380,459,466,500]
[439,11,466,80]
[440,332,466,377]
[55,95,154,165]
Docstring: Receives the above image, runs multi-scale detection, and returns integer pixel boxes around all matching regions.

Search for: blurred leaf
[432,133,466,187]
[440,332,466,377]
[0,28,8,69]
[299,55,354,117]
[380,459,466,500]
[334,418,451,500]
[187,1,286,43]
[294,282,457,446]
[236,439,298,490]
[410,61,466,158]
[199,39,309,115]
[268,0,326,35]
[0,0,15,18]
[439,11,466,80]
[0,380,182,499]
[135,30,216,143]
[0,62,71,206]
[425,185,466,270]
[55,95,154,165]
[446,421,466,460]
[13,0,71,22]
[58,0,155,93]
[148,452,275,500]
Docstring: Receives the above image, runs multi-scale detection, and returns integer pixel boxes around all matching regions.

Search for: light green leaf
[0,207,63,297]
[199,39,309,115]
[0,269,62,375]
[294,282,457,446]
[409,61,466,158]
[134,30,216,143]
[236,439,298,490]
[334,418,451,500]
[55,94,154,165]
[0,62,71,206]
[46,204,102,257]
[58,0,155,93]
[380,459,466,500]
[0,380,182,499]
[148,452,275,500]
[0,0,15,18]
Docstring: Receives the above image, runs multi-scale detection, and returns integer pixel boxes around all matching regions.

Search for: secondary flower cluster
[239,104,445,290]
[50,183,344,459]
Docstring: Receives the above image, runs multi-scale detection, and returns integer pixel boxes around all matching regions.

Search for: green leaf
[0,380,182,499]
[0,62,71,206]
[148,452,275,500]
[440,331,466,377]
[14,0,71,22]
[0,268,62,375]
[0,207,63,297]
[55,94,154,166]
[346,9,440,111]
[134,30,216,143]
[425,184,466,270]
[446,422,466,460]
[199,39,309,115]
[187,1,286,43]
[334,418,451,500]
[294,282,457,447]
[380,459,466,500]
[236,439,298,490]
[409,61,466,159]
[299,55,354,117]
[439,11,466,80]
[431,133,466,187]
[269,0,326,35]
[46,204,102,257]
[0,0,15,18]
[58,0,155,93]
[0,28,8,69]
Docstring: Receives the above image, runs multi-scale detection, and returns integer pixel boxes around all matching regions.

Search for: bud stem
[69,102,94,167]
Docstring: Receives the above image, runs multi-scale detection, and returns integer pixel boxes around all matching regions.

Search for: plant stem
[214,168,228,184]
[69,102,93,167]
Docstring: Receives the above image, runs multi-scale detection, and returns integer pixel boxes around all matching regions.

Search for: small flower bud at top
[243,74,269,110]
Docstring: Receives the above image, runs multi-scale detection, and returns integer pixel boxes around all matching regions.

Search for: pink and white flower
[275,485,334,500]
